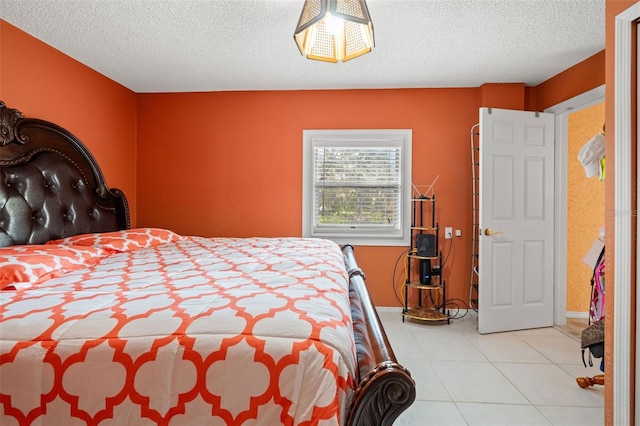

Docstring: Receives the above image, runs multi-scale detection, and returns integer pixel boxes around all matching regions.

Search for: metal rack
[402,194,450,323]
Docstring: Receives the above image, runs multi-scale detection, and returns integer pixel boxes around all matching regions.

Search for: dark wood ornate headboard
[0,101,129,247]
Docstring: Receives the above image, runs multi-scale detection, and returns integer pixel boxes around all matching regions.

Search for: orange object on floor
[576,374,605,388]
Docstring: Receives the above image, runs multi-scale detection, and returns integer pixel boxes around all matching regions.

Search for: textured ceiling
[0,0,605,93]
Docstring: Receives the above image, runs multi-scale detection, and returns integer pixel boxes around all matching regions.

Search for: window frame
[302,129,412,246]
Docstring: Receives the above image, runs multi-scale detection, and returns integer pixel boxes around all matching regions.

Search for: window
[302,129,412,246]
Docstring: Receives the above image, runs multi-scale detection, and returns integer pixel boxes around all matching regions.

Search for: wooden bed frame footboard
[342,245,416,425]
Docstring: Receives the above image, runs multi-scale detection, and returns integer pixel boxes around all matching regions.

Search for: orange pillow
[0,245,109,290]
[48,228,183,252]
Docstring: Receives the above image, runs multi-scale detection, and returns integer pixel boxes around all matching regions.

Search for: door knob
[484,228,502,236]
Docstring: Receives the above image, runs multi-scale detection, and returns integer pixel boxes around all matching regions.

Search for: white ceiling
[0,0,605,93]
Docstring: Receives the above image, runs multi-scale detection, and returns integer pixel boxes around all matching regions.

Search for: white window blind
[313,146,401,228]
[302,130,412,246]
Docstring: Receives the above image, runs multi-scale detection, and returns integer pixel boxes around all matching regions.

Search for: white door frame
[545,85,605,327]
[614,4,638,425]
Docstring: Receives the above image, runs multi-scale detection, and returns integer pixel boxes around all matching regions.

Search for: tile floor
[377,309,605,426]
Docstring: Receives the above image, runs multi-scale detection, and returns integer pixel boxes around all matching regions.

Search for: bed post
[342,245,416,426]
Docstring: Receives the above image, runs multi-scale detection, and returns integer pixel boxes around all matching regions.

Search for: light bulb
[324,12,344,36]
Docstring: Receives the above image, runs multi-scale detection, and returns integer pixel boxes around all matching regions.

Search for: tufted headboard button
[32,211,44,224]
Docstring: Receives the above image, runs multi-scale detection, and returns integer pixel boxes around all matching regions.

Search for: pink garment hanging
[590,258,605,323]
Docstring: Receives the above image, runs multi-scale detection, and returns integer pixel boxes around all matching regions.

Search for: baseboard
[375,306,403,313]
[375,306,477,320]
[566,311,589,319]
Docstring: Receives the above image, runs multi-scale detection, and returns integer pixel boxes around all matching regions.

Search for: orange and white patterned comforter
[0,234,356,425]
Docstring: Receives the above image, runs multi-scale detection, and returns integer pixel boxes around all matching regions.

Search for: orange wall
[566,103,605,313]
[136,62,604,308]
[481,83,526,109]
[136,89,480,307]
[0,21,138,225]
[528,50,605,111]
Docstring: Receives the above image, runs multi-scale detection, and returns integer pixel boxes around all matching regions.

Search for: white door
[478,107,555,334]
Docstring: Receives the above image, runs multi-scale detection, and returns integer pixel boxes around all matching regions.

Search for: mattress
[0,231,356,425]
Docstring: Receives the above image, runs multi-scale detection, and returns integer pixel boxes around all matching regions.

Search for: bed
[0,101,415,425]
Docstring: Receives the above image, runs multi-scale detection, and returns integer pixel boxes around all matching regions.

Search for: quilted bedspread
[0,235,356,425]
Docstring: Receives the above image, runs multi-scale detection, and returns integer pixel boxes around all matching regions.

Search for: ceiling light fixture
[294,0,375,63]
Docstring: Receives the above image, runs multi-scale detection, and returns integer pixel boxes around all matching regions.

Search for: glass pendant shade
[294,0,374,63]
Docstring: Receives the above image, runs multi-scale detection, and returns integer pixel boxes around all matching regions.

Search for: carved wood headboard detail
[0,101,129,247]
